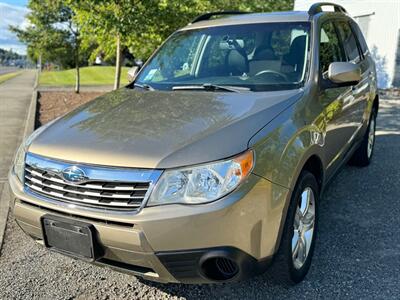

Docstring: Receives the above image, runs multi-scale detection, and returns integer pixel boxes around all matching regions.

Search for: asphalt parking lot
[0,99,399,300]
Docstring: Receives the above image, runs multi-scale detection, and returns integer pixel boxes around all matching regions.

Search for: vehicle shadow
[138,132,400,299]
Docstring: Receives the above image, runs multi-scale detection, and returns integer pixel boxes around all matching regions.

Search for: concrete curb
[0,71,39,252]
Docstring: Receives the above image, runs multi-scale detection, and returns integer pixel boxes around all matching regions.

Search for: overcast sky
[0,0,28,54]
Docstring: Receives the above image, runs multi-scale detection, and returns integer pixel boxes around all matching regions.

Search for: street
[0,96,399,299]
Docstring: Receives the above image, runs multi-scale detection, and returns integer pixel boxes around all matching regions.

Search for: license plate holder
[41,214,101,261]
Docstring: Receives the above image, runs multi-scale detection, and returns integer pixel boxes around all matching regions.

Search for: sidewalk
[0,70,37,248]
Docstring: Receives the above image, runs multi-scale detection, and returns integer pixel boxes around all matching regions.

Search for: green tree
[10,0,83,92]
[209,0,293,12]
[70,0,292,89]
[13,0,293,90]
[68,0,154,89]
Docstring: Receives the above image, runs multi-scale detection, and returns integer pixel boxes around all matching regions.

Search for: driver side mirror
[328,62,361,85]
[127,66,140,82]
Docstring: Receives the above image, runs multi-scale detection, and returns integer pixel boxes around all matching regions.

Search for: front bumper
[9,170,289,283]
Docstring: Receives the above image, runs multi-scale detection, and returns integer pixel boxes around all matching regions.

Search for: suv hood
[29,88,303,169]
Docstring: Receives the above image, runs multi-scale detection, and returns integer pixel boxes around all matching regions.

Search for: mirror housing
[127,66,140,82]
[328,62,361,85]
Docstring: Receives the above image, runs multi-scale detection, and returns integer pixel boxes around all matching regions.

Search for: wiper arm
[172,83,250,93]
[203,83,250,92]
[133,82,155,91]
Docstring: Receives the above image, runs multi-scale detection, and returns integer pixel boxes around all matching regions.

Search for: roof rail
[308,2,347,16]
[190,11,250,24]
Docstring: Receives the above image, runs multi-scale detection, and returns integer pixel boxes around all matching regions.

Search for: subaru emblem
[62,166,87,183]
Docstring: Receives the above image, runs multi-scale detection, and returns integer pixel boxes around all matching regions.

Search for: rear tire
[349,109,377,167]
[269,171,319,285]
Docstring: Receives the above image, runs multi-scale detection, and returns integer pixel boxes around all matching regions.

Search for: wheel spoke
[299,188,310,216]
[298,236,307,264]
[292,230,300,259]
[302,190,315,228]
[302,214,314,231]
[303,229,313,254]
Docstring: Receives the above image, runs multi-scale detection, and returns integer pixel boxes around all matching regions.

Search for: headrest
[219,39,245,50]
[227,49,249,76]
[286,35,307,65]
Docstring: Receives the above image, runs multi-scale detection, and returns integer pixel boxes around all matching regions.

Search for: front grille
[23,153,162,211]
[25,164,149,209]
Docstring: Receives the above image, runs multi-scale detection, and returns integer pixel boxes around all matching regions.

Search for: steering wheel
[254,70,288,82]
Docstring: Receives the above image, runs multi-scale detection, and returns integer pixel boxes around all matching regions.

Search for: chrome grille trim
[26,181,142,207]
[25,173,145,199]
[24,152,163,211]
[25,165,149,191]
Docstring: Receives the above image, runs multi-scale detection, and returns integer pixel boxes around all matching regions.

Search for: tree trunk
[114,34,122,90]
[75,63,80,94]
[74,41,80,94]
[38,53,42,73]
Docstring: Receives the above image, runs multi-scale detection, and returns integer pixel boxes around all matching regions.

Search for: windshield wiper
[133,82,155,91]
[172,83,250,93]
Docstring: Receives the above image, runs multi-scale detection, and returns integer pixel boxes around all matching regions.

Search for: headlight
[13,143,26,183]
[13,121,55,183]
[148,150,254,206]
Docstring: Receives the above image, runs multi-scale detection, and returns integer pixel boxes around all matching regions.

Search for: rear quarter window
[319,21,346,75]
[336,21,361,62]
[350,21,369,55]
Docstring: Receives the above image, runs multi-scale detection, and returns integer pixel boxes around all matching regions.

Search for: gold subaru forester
[9,3,378,285]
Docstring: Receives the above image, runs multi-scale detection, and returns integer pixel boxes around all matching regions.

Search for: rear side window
[319,21,346,75]
[336,21,361,62]
[350,21,369,55]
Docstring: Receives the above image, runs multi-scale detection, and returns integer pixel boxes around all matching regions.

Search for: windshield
[135,22,310,92]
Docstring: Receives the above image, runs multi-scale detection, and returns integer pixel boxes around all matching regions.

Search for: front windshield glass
[136,22,310,92]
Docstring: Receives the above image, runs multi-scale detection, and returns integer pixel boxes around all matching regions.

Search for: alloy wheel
[291,187,316,270]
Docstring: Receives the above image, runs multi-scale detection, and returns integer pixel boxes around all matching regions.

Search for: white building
[294,0,400,88]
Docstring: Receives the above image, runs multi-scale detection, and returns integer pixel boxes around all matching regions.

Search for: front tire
[270,171,319,285]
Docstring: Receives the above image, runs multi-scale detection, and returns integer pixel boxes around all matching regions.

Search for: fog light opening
[201,257,239,281]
